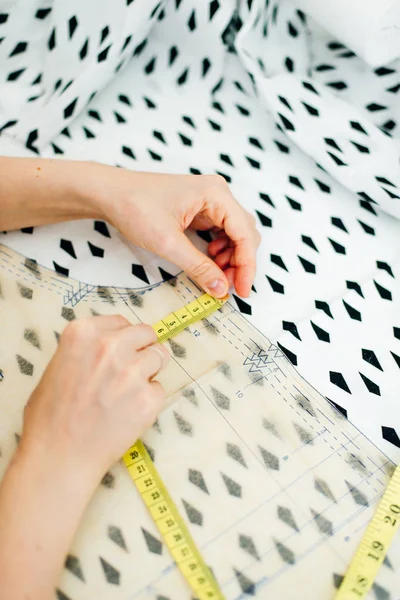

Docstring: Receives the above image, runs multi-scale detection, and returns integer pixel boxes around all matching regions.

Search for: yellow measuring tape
[335,463,400,599]
[122,290,400,599]
[123,292,227,600]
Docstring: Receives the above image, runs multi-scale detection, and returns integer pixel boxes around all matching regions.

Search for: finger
[149,380,166,408]
[190,213,214,231]
[223,267,236,289]
[223,207,258,297]
[117,323,158,350]
[139,344,170,378]
[163,231,229,298]
[208,235,230,257]
[215,247,234,269]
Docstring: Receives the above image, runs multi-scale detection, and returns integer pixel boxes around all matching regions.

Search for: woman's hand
[0,316,169,600]
[22,315,169,479]
[93,170,261,299]
[0,158,260,299]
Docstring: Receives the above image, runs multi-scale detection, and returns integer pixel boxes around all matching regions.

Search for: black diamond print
[315,300,333,318]
[88,242,104,258]
[48,27,56,50]
[327,152,347,166]
[387,83,400,93]
[342,300,361,321]
[278,95,293,111]
[233,295,252,315]
[266,276,284,294]
[259,192,274,207]
[65,555,84,581]
[303,80,319,94]
[68,16,78,38]
[331,217,348,232]
[282,321,301,340]
[362,349,382,371]
[366,103,387,112]
[249,136,263,149]
[374,281,392,301]
[277,342,297,365]
[328,398,347,418]
[327,81,347,90]
[64,98,77,119]
[315,179,331,193]
[394,327,400,340]
[131,264,149,284]
[346,280,364,297]
[274,139,290,153]
[329,238,346,254]
[358,220,375,235]
[382,426,400,448]
[99,557,120,584]
[330,371,351,393]
[391,351,400,369]
[148,149,162,161]
[94,220,110,238]
[351,141,369,153]
[310,321,330,342]
[53,261,69,277]
[271,254,287,271]
[286,196,302,211]
[350,120,368,135]
[24,328,41,350]
[302,235,318,251]
[9,41,28,57]
[60,238,76,259]
[359,373,380,396]
[246,156,260,169]
[298,256,316,274]
[35,8,51,19]
[278,113,294,131]
[256,210,271,227]
[377,261,394,277]
[302,102,319,116]
[61,307,76,321]
[98,44,111,62]
[324,138,342,152]
[289,175,304,189]
[285,57,294,72]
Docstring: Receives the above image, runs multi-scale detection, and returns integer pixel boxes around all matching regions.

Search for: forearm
[0,442,97,599]
[0,157,102,231]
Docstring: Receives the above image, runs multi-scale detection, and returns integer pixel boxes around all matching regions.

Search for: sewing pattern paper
[0,243,399,599]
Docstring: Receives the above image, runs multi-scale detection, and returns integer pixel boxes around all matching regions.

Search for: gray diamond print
[315,477,336,502]
[152,418,162,433]
[294,422,314,445]
[372,582,391,599]
[239,534,260,561]
[275,539,295,565]
[65,554,84,581]
[174,411,193,436]
[143,442,155,462]
[189,469,209,494]
[347,453,368,475]
[259,446,279,470]
[227,443,247,468]
[168,339,186,359]
[24,328,41,349]
[99,557,120,585]
[333,573,344,589]
[56,590,71,600]
[218,362,232,379]
[141,528,162,555]
[262,419,280,438]
[383,555,393,570]
[182,499,203,526]
[311,509,333,536]
[210,386,230,410]
[18,283,33,299]
[295,394,316,417]
[234,569,256,595]
[277,506,299,532]
[221,473,242,498]
[61,306,76,321]
[97,286,115,305]
[108,525,127,551]
[346,481,369,506]
[182,388,198,406]
[16,354,33,376]
[101,471,115,488]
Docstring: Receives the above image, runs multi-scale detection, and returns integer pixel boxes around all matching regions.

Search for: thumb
[167,233,229,298]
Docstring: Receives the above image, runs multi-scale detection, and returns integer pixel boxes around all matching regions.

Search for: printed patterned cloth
[1,242,400,600]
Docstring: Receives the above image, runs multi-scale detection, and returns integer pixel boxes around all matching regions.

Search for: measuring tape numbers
[336,463,400,599]
[124,292,227,600]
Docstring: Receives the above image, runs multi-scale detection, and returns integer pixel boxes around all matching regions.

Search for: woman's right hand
[21,315,170,483]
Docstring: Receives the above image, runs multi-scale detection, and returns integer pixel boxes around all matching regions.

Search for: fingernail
[207,279,226,297]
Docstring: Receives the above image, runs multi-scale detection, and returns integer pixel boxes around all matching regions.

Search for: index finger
[223,206,258,297]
